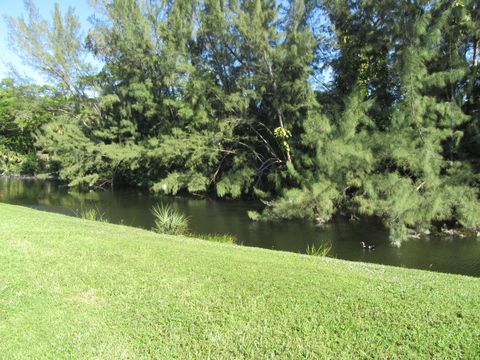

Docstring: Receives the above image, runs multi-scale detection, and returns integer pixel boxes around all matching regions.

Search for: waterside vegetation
[0,0,480,242]
[151,203,189,235]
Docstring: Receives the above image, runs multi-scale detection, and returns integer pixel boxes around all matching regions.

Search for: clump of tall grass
[74,207,107,222]
[305,239,333,257]
[151,203,189,235]
[193,233,237,244]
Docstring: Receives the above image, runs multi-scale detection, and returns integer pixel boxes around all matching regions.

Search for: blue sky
[0,0,94,82]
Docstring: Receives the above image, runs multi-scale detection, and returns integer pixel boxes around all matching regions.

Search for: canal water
[1,177,479,277]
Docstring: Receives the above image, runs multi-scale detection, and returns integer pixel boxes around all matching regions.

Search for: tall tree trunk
[474,38,479,66]
[263,50,292,163]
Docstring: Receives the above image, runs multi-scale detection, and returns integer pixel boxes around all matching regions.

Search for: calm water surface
[1,178,479,277]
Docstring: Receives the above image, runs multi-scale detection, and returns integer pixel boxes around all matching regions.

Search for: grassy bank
[0,203,479,358]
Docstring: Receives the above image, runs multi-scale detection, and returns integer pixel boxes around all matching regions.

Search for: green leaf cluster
[3,0,480,241]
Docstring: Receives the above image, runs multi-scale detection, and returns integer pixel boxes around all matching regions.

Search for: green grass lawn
[0,203,479,359]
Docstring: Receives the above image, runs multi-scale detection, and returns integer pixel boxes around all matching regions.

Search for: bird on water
[360,241,376,250]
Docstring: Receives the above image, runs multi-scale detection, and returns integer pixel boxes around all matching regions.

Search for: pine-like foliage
[264,0,480,241]
[4,0,480,242]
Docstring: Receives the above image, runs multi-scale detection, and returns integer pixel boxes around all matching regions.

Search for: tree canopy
[2,0,480,242]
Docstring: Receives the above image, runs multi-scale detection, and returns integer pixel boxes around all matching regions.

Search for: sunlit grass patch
[0,203,479,358]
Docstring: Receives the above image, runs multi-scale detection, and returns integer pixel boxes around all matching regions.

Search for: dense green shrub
[19,154,42,175]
